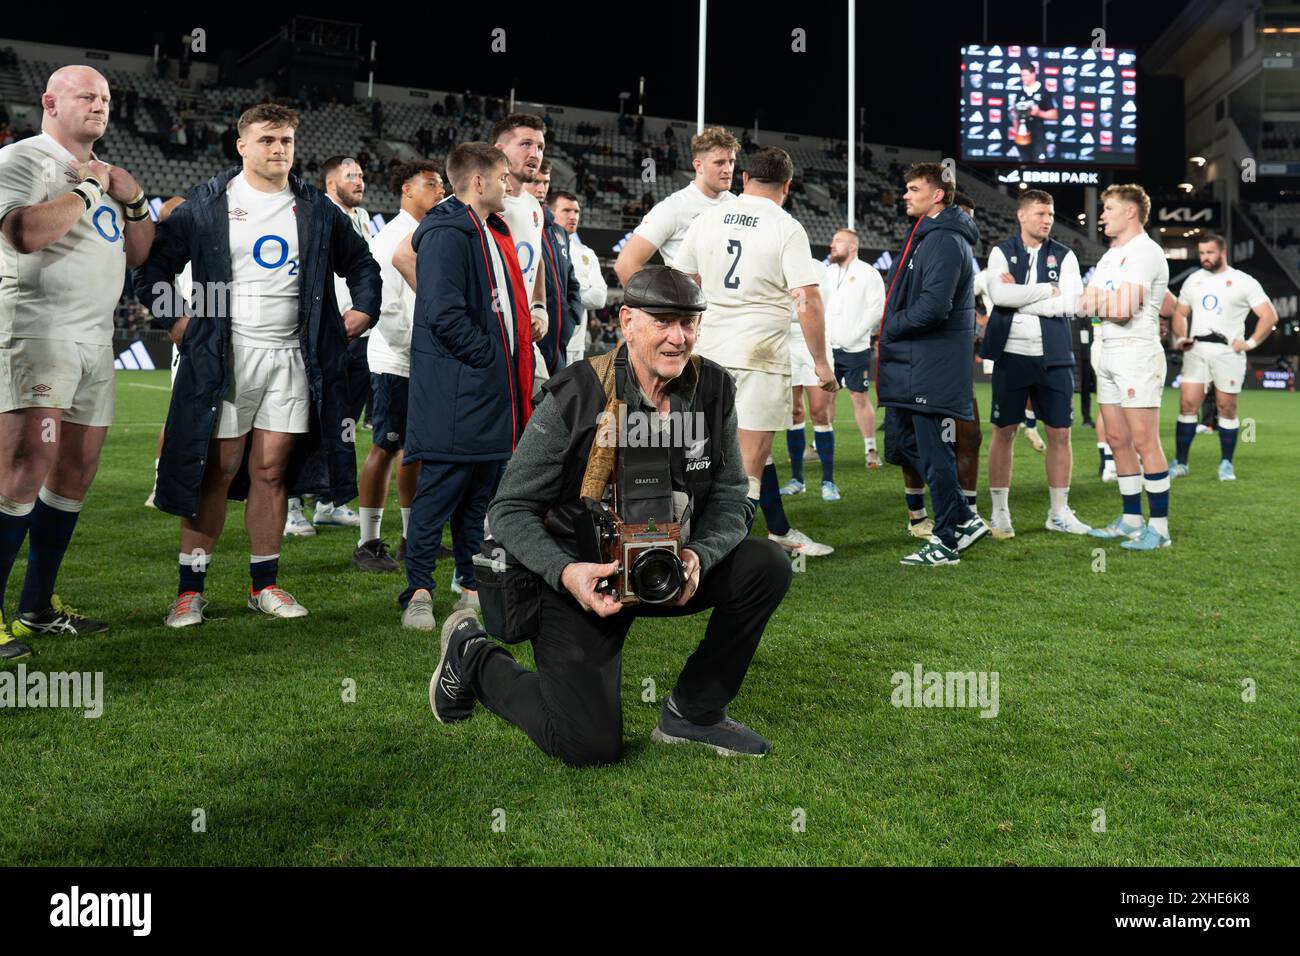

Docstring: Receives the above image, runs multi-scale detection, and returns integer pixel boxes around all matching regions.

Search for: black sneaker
[429,608,487,724]
[649,697,771,757]
[1,618,32,661]
[351,538,400,573]
[11,595,108,637]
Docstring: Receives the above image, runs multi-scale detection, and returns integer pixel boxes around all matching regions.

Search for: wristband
[72,177,103,211]
[125,190,149,222]
[1244,338,1257,351]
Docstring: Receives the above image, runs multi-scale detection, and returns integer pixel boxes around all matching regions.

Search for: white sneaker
[402,589,437,631]
[1024,427,1046,453]
[313,501,361,527]
[989,512,1015,539]
[248,586,309,618]
[164,591,208,628]
[284,497,316,537]
[453,589,481,612]
[145,486,157,509]
[1101,463,1118,483]
[1046,508,1091,534]
[769,527,834,557]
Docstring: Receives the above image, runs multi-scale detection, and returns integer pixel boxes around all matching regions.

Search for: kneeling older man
[428,266,793,765]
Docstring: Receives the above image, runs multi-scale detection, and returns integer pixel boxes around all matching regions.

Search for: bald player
[1,65,154,654]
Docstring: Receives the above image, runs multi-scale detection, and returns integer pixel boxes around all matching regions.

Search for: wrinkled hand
[104,165,142,204]
[670,548,701,607]
[343,310,370,340]
[1231,337,1251,353]
[168,315,190,346]
[1175,336,1194,352]
[814,360,839,393]
[998,272,1017,284]
[75,159,112,190]
[531,305,548,342]
[561,560,623,617]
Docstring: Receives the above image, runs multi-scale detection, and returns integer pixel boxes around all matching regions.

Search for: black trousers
[886,408,971,549]
[345,336,372,426]
[465,537,792,767]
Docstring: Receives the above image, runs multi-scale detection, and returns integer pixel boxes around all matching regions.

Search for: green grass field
[2,370,1296,866]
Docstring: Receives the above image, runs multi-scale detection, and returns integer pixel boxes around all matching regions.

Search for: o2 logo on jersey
[92,205,121,243]
[516,240,535,276]
[1201,293,1220,313]
[253,234,298,275]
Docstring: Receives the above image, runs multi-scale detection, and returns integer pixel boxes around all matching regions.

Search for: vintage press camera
[575,441,686,605]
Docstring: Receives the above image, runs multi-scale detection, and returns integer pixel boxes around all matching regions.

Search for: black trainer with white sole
[429,609,487,723]
[11,597,108,638]
[649,697,771,757]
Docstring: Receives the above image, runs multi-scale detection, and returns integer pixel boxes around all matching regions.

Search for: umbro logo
[229,207,248,222]
[386,431,400,442]
[31,383,52,394]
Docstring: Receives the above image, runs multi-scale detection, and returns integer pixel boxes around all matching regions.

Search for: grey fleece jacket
[486,389,751,593]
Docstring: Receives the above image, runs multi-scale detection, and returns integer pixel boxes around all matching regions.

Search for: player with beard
[492,114,550,388]
[1170,234,1277,481]
[1,65,154,654]
[676,146,837,558]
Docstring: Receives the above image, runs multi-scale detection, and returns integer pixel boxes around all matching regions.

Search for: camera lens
[628,547,685,604]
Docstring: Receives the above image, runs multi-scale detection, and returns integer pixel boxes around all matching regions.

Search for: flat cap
[623,265,707,315]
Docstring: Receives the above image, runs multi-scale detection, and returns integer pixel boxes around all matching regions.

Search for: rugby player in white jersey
[351,161,444,572]
[1080,184,1173,551]
[139,103,379,626]
[780,256,836,498]
[0,65,153,655]
[492,113,550,375]
[1170,234,1277,481]
[676,146,837,557]
[614,126,739,283]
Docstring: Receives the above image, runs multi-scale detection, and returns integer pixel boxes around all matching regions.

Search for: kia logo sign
[1156,203,1219,226]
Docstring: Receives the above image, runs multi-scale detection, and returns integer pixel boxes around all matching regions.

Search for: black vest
[541,345,736,526]
[979,235,1075,368]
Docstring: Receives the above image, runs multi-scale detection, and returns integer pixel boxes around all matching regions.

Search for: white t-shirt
[502,191,544,302]
[0,132,127,344]
[227,171,300,348]
[367,208,418,377]
[823,256,885,353]
[985,243,1084,356]
[674,193,822,374]
[634,181,735,268]
[1178,267,1270,342]
[1089,231,1168,344]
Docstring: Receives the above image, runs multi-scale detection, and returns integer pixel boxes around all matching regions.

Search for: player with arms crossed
[1170,234,1277,481]
[1081,184,1172,550]
[676,146,837,557]
[614,126,739,283]
[0,65,154,657]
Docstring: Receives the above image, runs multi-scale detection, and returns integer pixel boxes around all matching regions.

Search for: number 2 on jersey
[724,239,743,289]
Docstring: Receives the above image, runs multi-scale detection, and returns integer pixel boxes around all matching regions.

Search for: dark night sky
[6,0,1194,190]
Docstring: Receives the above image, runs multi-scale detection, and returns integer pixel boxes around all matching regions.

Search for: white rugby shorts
[0,337,115,427]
